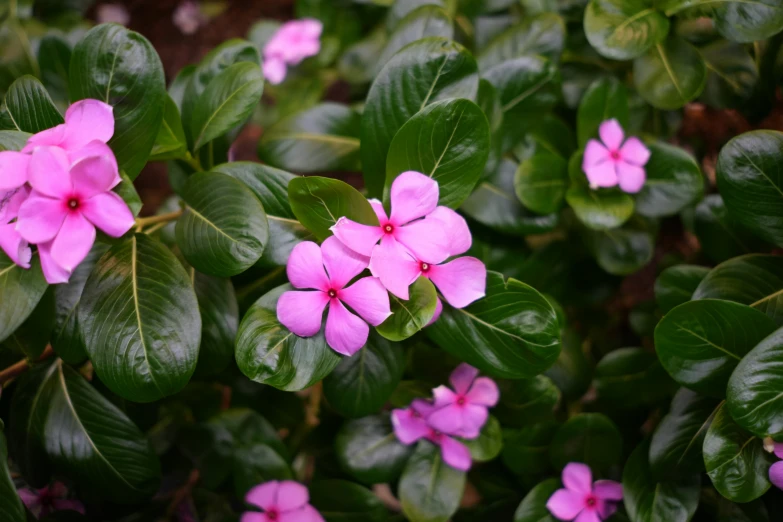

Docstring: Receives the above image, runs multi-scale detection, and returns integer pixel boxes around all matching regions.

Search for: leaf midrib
[131,237,164,396]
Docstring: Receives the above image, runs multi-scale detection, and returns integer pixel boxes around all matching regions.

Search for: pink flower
[428,363,499,438]
[173,1,204,35]
[582,119,650,193]
[546,463,623,522]
[16,146,134,284]
[263,19,323,85]
[23,99,114,157]
[277,237,392,356]
[391,399,472,471]
[241,480,324,522]
[0,186,32,267]
[18,482,85,518]
[770,442,783,490]
[96,4,130,25]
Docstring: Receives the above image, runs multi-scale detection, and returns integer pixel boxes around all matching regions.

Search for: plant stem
[183,152,203,172]
[0,345,55,386]
[135,209,184,229]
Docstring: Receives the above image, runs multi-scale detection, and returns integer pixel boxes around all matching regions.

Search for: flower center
[456,397,466,406]
[420,262,430,272]
[266,509,279,520]
[67,198,80,210]
[383,224,393,233]
[327,289,337,298]
[609,150,621,161]
[585,495,597,508]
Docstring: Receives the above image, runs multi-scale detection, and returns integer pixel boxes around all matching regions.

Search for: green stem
[135,209,183,229]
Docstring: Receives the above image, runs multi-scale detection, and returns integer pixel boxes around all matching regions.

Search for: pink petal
[330,217,383,257]
[575,509,601,522]
[0,151,30,190]
[368,236,421,300]
[286,241,329,291]
[240,514,267,522]
[62,99,115,150]
[427,257,486,309]
[38,240,72,284]
[411,398,438,417]
[51,499,85,514]
[599,119,624,151]
[584,162,618,189]
[427,207,471,257]
[546,489,584,520]
[0,185,30,222]
[771,461,783,490]
[583,140,610,169]
[433,384,458,408]
[449,363,479,395]
[457,404,488,439]
[276,481,309,512]
[619,137,650,166]
[23,123,67,151]
[339,276,391,326]
[394,218,451,264]
[325,299,369,356]
[562,462,593,494]
[28,146,72,198]
[321,235,370,288]
[774,442,783,459]
[70,154,120,199]
[598,501,617,520]
[0,223,31,268]
[80,192,135,238]
[246,481,280,511]
[368,199,389,223]
[439,436,472,471]
[263,58,287,85]
[16,193,68,244]
[593,480,623,501]
[466,377,500,407]
[428,404,464,436]
[67,141,120,183]
[17,488,40,510]
[389,171,439,226]
[617,162,646,193]
[288,504,325,522]
[391,408,430,444]
[426,297,443,326]
[299,18,323,39]
[50,212,96,272]
[277,290,329,337]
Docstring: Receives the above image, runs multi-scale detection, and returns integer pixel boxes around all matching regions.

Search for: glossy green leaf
[336,414,413,484]
[1,285,53,360]
[576,77,629,148]
[399,442,466,522]
[502,422,558,477]
[361,37,478,197]
[584,217,656,275]
[566,152,634,231]
[594,347,675,409]
[716,130,783,247]
[236,283,341,391]
[584,0,669,60]
[704,402,771,502]
[0,130,30,150]
[288,176,379,241]
[150,94,187,161]
[514,152,568,215]
[654,299,777,397]
[463,415,503,462]
[78,234,201,402]
[654,264,710,314]
[38,35,71,105]
[233,444,292,498]
[545,328,593,402]
[0,431,27,522]
[310,480,389,522]
[550,413,622,471]
[377,5,453,72]
[495,375,560,428]
[636,141,704,218]
[386,0,447,29]
[693,195,764,264]
[0,253,47,345]
[513,478,558,522]
[661,0,783,43]
[700,40,758,109]
[3,75,62,133]
[338,26,387,84]
[115,172,143,217]
[376,277,438,342]
[69,24,166,179]
[512,114,576,163]
[177,172,269,277]
[427,271,561,379]
[477,13,566,70]
[193,271,238,376]
[633,37,707,110]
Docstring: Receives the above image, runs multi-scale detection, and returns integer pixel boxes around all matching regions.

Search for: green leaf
[338,26,387,85]
[633,37,707,110]
[399,442,466,522]
[38,35,71,105]
[636,141,704,218]
[115,172,143,217]
[654,299,777,397]
[584,217,656,275]
[336,414,413,484]
[191,61,264,150]
[576,77,629,148]
[192,271,238,376]
[235,283,342,391]
[324,332,405,418]
[704,402,771,502]
[376,277,438,342]
[258,103,361,173]
[0,431,26,522]
[233,444,292,498]
[0,130,30,150]
[177,172,269,277]
[513,478,558,522]
[661,0,783,43]
[693,254,783,326]
[3,75,62,133]
[386,0,448,29]
[288,176,379,242]
[655,264,710,314]
[583,0,669,60]
[377,5,454,73]
[0,253,47,345]
[361,37,478,197]
[623,440,700,522]
[594,347,675,409]
[649,388,721,478]
[69,24,166,179]
[502,422,558,477]
[549,413,622,471]
[727,325,783,439]
[309,480,389,522]
[514,152,568,215]
[427,271,561,379]
[1,286,54,360]
[495,376,560,428]
[0,20,37,96]
[512,114,576,163]
[693,194,764,264]
[463,415,503,462]
[78,234,201,403]
[477,13,566,70]
[716,130,783,247]
[566,151,634,231]
[700,40,758,109]
[150,94,187,160]
[545,328,592,402]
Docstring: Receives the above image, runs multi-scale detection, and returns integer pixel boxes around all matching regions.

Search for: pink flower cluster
[277,171,487,356]
[0,99,135,284]
[582,119,650,193]
[547,463,623,522]
[241,480,324,522]
[391,363,499,471]
[263,19,323,85]
[770,441,783,490]
[18,482,85,518]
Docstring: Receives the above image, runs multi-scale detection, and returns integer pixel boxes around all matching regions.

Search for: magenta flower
[16,146,134,284]
[582,119,650,193]
[18,482,85,518]
[770,442,783,490]
[391,399,472,471]
[277,236,392,356]
[173,1,204,35]
[0,185,31,267]
[547,463,623,522]
[23,99,114,157]
[263,19,323,85]
[428,363,499,438]
[241,480,324,522]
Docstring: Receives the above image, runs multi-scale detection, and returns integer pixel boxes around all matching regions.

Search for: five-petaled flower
[770,442,783,490]
[547,462,623,522]
[241,480,324,522]
[263,19,323,85]
[277,236,392,355]
[582,119,650,193]
[429,363,499,438]
[18,482,85,518]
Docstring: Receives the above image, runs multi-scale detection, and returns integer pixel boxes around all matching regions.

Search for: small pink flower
[428,363,499,438]
[173,1,204,35]
[546,463,623,522]
[770,442,783,490]
[23,99,115,157]
[96,3,130,25]
[18,482,85,518]
[241,480,324,522]
[391,399,472,471]
[16,146,134,284]
[263,19,323,85]
[277,236,392,356]
[582,119,650,193]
